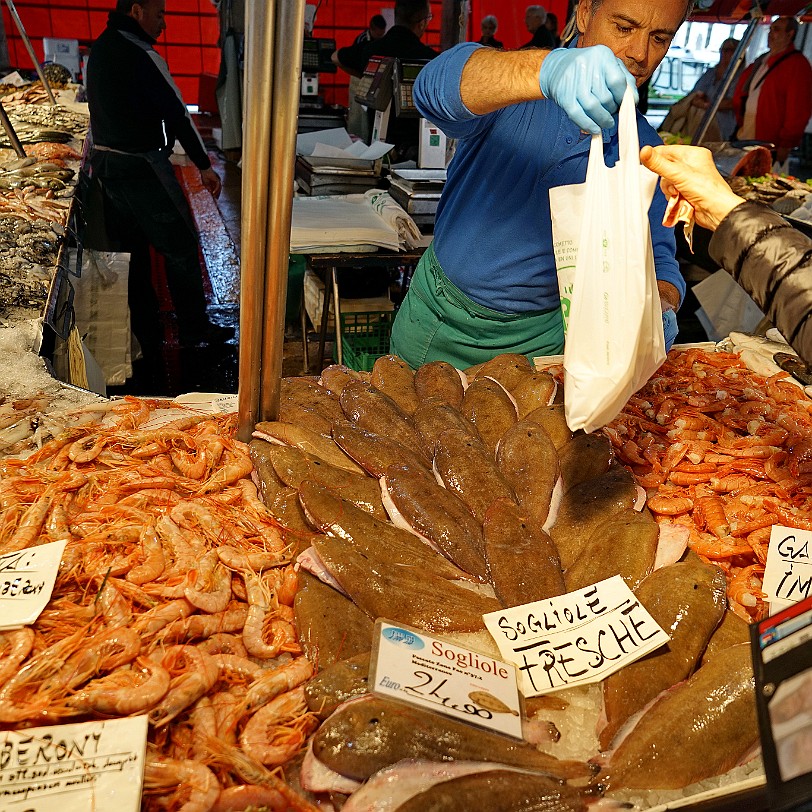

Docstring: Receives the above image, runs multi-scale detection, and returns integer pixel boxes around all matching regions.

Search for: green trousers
[390,242,565,370]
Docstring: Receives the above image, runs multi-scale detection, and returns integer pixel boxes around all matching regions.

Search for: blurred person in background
[732,16,812,173]
[478,15,503,49]
[520,5,556,49]
[86,0,233,358]
[688,38,741,140]
[545,11,561,47]
[346,14,388,139]
[642,144,812,364]
[333,0,437,160]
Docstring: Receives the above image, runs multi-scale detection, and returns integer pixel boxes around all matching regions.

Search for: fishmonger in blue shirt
[390,0,692,369]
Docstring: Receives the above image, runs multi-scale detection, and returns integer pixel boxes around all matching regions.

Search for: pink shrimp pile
[606,348,812,623]
[0,396,318,812]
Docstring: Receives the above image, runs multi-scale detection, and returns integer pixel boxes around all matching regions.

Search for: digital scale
[354,57,447,169]
[300,37,337,99]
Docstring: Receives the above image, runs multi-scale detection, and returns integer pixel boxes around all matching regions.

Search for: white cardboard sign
[370,620,523,739]
[0,541,66,631]
[763,525,812,607]
[0,716,148,812]
[483,575,669,696]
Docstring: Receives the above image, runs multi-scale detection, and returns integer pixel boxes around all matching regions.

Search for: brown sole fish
[254,420,365,474]
[598,644,758,790]
[461,377,518,458]
[564,507,658,594]
[434,428,516,523]
[340,380,425,458]
[370,355,419,416]
[484,498,565,608]
[497,420,560,531]
[381,462,489,580]
[304,651,371,719]
[414,360,466,408]
[510,371,558,418]
[550,464,639,570]
[413,400,481,459]
[558,432,613,493]
[313,695,595,782]
[269,444,387,520]
[299,479,470,582]
[598,558,728,752]
[332,424,431,479]
[293,571,374,670]
[523,404,574,450]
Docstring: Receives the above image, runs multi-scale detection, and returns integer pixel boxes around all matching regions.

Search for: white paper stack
[290,194,402,253]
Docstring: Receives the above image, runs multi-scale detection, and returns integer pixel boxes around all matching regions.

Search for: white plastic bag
[557,88,666,433]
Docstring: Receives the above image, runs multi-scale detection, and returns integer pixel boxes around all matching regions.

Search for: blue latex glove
[662,307,678,352]
[538,45,638,134]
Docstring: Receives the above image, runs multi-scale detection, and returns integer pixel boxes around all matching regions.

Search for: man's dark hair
[395,0,430,27]
[115,0,136,12]
[370,14,387,30]
[589,0,695,22]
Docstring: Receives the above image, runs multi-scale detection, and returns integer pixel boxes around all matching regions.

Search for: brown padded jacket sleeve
[709,200,812,365]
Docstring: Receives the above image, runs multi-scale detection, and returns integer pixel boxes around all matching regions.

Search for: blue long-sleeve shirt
[413,42,685,314]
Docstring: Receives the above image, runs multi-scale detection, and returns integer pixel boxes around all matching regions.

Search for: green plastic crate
[337,311,394,372]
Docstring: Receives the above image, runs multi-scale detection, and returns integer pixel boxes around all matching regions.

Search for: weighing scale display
[393,60,428,117]
[354,56,395,111]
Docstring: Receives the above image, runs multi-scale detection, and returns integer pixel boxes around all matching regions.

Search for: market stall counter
[9,338,812,809]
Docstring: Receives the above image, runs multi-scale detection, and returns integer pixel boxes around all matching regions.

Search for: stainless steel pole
[237,0,276,442]
[259,0,305,419]
[3,0,56,105]
[694,14,762,145]
[0,99,26,157]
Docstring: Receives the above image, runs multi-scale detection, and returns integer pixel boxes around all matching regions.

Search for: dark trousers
[88,149,209,346]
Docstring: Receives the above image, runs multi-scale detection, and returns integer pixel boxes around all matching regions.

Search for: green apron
[390,242,565,370]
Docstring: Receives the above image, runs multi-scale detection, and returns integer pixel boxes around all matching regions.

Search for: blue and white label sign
[371,620,523,739]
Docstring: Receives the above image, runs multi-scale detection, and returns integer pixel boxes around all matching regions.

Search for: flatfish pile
[247,353,761,806]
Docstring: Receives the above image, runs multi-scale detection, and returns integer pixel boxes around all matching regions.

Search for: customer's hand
[640,145,745,231]
[538,45,637,134]
[201,167,222,199]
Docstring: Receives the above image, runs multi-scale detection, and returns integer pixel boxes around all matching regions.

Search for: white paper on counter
[0,715,147,812]
[297,127,393,160]
[483,575,669,697]
[693,269,765,342]
[0,540,66,631]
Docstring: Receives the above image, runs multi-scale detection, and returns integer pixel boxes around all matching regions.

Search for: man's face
[577,0,686,86]
[370,24,385,40]
[133,0,166,40]
[481,19,496,37]
[767,18,795,54]
[525,10,542,33]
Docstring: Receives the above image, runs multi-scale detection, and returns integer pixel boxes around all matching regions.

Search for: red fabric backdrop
[2,0,219,105]
[3,1,572,107]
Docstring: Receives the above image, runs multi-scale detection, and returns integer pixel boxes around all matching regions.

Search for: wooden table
[301,247,426,371]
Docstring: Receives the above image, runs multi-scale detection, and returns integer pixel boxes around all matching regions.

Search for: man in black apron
[86,0,233,352]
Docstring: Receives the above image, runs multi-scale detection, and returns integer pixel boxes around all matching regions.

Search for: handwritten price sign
[370,621,523,739]
[0,541,66,631]
[763,525,812,610]
[0,716,147,812]
[483,575,669,696]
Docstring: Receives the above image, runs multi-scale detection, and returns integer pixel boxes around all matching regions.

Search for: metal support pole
[3,0,56,105]
[259,0,305,419]
[0,99,25,157]
[694,13,763,145]
[237,0,275,442]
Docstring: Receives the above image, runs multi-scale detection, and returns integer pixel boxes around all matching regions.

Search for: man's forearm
[460,47,548,115]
